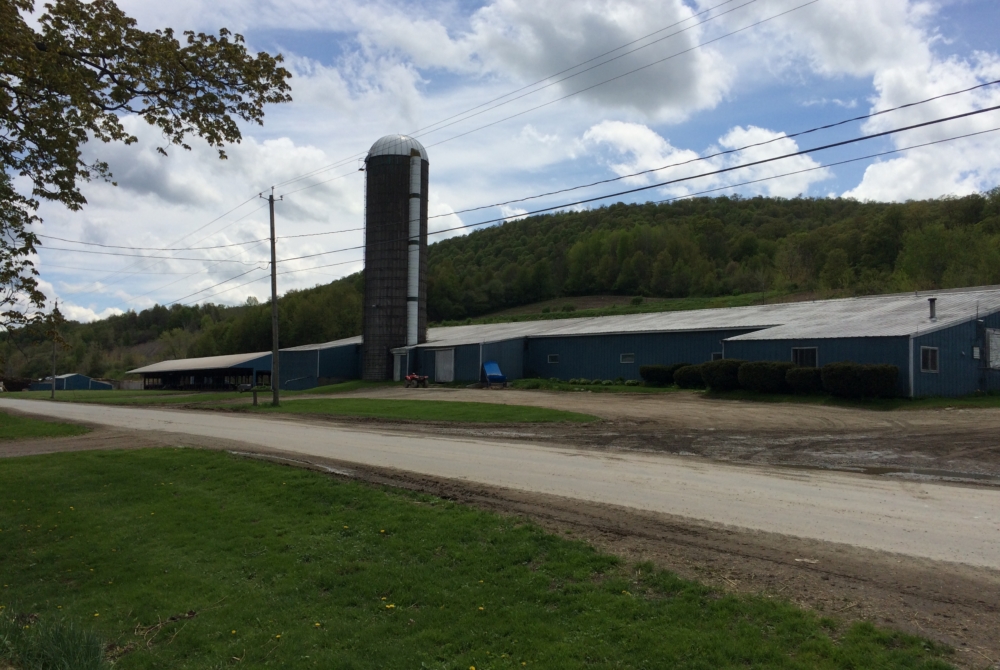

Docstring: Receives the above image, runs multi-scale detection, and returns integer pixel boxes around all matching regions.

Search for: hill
[3,191,999,380]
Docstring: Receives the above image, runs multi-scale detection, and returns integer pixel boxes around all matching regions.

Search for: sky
[24,0,1000,322]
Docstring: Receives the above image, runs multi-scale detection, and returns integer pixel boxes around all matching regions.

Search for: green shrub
[520,380,542,389]
[701,359,746,392]
[738,361,795,394]
[561,304,576,312]
[630,296,644,306]
[614,377,625,385]
[821,363,898,398]
[860,364,899,398]
[549,378,560,383]
[673,365,706,389]
[821,362,863,398]
[639,365,671,385]
[785,367,824,394]
[639,363,690,386]
[541,307,551,313]
[601,380,614,386]
[624,379,640,386]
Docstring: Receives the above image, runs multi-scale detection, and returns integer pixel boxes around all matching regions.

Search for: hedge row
[641,360,899,398]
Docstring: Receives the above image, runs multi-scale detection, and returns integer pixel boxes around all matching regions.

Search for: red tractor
[404,372,429,388]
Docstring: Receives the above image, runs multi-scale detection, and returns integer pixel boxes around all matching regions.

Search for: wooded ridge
[4,190,999,380]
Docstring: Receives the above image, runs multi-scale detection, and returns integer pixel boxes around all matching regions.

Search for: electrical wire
[273,103,1000,265]
[276,0,821,199]
[36,245,265,263]
[428,78,1000,219]
[186,122,1000,306]
[35,234,271,251]
[268,0,749,191]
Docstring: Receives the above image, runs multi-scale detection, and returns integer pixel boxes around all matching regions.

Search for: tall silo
[362,135,429,380]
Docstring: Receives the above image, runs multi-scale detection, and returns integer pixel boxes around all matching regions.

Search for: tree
[1,0,292,327]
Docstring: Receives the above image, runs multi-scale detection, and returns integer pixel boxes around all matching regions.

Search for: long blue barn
[129,287,1000,398]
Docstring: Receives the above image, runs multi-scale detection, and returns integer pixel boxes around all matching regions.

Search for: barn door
[989,329,1000,370]
[393,354,404,382]
[435,349,455,383]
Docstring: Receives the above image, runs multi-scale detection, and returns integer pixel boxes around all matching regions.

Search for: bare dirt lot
[1,418,998,670]
[292,386,1000,485]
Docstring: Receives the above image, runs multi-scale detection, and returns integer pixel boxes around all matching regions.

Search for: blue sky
[25,0,1000,322]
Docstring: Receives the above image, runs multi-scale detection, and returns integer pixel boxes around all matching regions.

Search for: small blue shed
[29,373,113,391]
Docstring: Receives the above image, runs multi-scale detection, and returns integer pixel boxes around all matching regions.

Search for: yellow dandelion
[380,529,385,533]
[275,634,281,639]
[381,597,386,601]
[386,604,395,609]
[314,623,321,627]
[343,525,348,529]
[231,630,236,635]
[94,613,99,617]
[478,607,484,611]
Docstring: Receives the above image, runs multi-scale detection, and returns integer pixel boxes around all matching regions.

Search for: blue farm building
[29,373,114,391]
[129,286,1000,398]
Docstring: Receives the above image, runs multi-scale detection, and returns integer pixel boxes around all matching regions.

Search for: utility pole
[50,300,58,400]
[262,188,282,406]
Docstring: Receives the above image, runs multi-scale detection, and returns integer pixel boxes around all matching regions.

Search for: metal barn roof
[127,351,269,375]
[281,336,362,352]
[415,286,1000,347]
[366,134,428,161]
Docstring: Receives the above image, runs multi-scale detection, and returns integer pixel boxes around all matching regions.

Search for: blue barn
[128,286,1000,398]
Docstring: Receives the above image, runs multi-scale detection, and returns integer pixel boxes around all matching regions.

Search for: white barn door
[435,349,455,383]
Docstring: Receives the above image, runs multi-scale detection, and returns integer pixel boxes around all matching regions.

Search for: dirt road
[3,397,998,569]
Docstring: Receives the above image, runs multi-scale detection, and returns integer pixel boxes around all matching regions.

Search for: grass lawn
[512,378,680,394]
[14,390,187,404]
[243,398,597,423]
[0,449,952,669]
[0,411,89,440]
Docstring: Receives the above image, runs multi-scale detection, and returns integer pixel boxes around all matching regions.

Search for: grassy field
[0,449,953,669]
[512,378,680,394]
[13,389,188,404]
[0,411,90,441]
[244,397,598,423]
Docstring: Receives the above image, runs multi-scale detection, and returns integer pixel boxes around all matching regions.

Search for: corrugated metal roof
[127,351,269,375]
[366,134,428,161]
[415,286,1000,347]
[126,286,1000,374]
[282,336,362,351]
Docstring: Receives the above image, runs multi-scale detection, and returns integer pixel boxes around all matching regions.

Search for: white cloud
[584,120,831,198]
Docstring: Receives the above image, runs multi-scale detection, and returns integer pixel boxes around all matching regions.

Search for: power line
[274,0,821,201]
[268,0,749,191]
[183,124,1000,307]
[429,78,1000,219]
[36,234,271,251]
[274,103,1000,265]
[164,267,269,306]
[36,245,265,263]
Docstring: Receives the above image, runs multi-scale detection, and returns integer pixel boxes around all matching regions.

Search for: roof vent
[928,297,937,320]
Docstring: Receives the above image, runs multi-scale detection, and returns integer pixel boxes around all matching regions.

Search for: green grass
[0,449,953,669]
[512,378,680,394]
[0,411,89,440]
[243,398,598,422]
[290,380,394,395]
[14,390,186,404]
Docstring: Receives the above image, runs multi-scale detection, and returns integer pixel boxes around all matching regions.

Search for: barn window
[921,347,939,373]
[620,353,635,364]
[792,347,818,368]
[548,354,560,364]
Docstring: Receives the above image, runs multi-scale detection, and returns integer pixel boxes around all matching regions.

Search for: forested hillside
[3,191,1000,381]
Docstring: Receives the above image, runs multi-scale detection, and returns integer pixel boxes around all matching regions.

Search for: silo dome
[366,134,428,161]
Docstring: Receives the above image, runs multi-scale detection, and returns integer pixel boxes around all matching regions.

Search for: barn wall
[481,339,526,381]
[911,310,1000,397]
[526,329,756,381]
[724,336,910,396]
